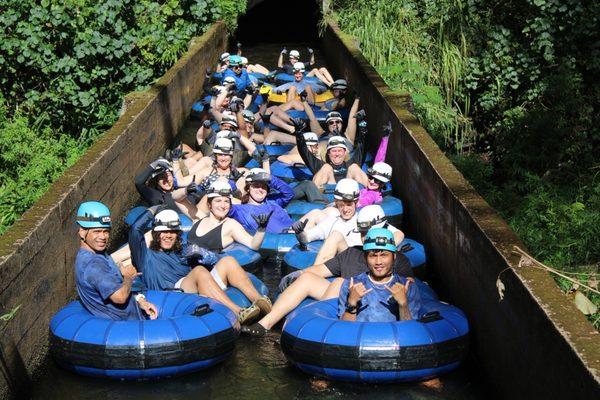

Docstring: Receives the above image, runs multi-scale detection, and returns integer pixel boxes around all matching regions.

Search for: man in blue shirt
[338,228,422,322]
[222,55,251,93]
[75,201,157,320]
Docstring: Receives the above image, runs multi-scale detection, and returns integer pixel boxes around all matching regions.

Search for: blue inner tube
[285,200,326,220]
[274,73,321,85]
[224,272,269,308]
[257,143,295,157]
[282,240,324,273]
[49,291,238,380]
[259,232,299,257]
[286,108,349,123]
[220,242,262,272]
[283,237,426,274]
[281,289,469,383]
[274,161,313,182]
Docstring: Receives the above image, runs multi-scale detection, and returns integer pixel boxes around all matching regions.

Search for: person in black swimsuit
[187,179,272,252]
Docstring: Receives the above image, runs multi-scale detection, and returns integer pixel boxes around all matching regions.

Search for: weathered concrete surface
[321,18,599,399]
[0,23,227,399]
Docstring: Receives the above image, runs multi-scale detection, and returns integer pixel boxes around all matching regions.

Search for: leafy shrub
[0,0,246,235]
[332,0,599,324]
[0,96,84,234]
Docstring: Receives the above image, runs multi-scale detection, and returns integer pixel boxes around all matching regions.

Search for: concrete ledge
[0,22,227,399]
[321,18,599,398]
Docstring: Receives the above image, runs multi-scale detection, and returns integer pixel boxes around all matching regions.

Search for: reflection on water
[31,260,490,400]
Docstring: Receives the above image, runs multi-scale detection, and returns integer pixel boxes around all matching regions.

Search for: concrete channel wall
[0,23,227,399]
[320,19,599,399]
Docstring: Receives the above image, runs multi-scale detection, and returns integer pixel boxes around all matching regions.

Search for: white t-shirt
[306,214,358,243]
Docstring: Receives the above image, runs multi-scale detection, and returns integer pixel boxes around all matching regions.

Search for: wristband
[134,293,146,302]
[345,303,358,314]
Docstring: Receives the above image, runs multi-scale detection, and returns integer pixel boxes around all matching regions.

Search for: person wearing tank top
[129,208,268,324]
[186,180,272,252]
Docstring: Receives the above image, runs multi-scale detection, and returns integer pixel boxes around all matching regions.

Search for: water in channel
[30,17,494,399]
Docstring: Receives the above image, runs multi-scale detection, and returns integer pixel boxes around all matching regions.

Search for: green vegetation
[331,0,599,326]
[0,0,246,235]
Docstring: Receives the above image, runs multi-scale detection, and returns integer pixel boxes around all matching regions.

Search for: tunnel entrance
[235,0,321,45]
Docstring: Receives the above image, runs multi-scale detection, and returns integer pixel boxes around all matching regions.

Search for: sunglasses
[232,65,242,69]
[328,120,342,125]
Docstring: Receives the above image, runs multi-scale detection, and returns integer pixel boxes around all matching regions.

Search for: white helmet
[241,56,248,65]
[357,205,387,232]
[213,137,234,155]
[368,162,392,183]
[289,49,300,58]
[216,130,232,139]
[220,114,238,129]
[303,132,319,145]
[207,179,233,198]
[245,168,271,183]
[223,76,236,85]
[326,136,348,152]
[292,62,305,72]
[153,209,181,232]
[220,52,230,62]
[333,178,360,201]
[242,109,255,123]
[331,79,348,91]
[325,111,343,124]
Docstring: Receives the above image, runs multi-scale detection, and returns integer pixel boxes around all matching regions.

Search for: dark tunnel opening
[234,0,321,45]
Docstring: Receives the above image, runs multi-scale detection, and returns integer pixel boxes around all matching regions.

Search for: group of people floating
[73,44,422,342]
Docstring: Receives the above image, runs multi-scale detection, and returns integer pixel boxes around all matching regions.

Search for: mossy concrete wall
[0,23,227,399]
[321,19,599,399]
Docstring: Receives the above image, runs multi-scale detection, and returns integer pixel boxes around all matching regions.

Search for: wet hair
[150,230,183,252]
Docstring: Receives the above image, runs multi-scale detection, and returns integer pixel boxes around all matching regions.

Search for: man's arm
[301,99,325,135]
[268,176,295,208]
[295,129,324,174]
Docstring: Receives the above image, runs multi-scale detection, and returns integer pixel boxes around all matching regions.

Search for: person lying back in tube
[295,118,370,187]
[179,137,253,201]
[292,178,362,248]
[277,47,335,87]
[128,206,270,325]
[339,228,422,322]
[187,179,272,252]
[272,62,327,104]
[271,79,351,123]
[227,168,295,234]
[221,55,252,93]
[260,90,360,153]
[241,216,413,337]
[134,158,194,216]
[74,201,158,321]
[309,204,405,265]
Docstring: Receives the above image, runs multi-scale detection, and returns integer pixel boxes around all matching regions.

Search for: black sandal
[241,323,268,337]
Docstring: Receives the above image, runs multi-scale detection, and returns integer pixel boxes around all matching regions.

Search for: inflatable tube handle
[292,162,307,169]
[417,311,443,323]
[192,304,213,317]
[400,243,414,253]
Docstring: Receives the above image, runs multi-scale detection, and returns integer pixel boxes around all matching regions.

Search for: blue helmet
[76,201,111,229]
[229,55,243,67]
[363,227,396,253]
